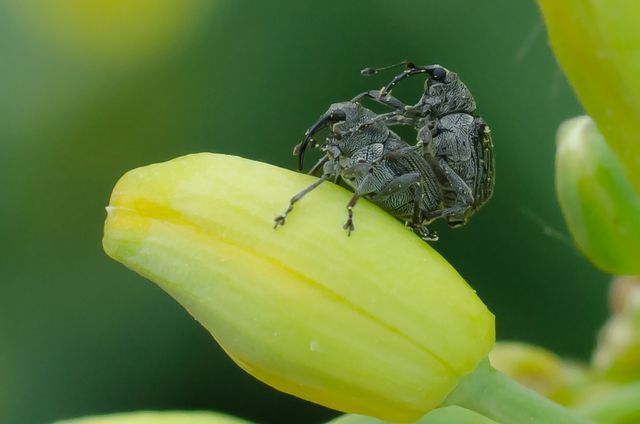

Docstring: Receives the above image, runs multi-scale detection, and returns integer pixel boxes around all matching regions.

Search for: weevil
[273,99,446,240]
[356,62,495,227]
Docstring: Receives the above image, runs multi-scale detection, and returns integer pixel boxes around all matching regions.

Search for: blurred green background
[0,1,609,423]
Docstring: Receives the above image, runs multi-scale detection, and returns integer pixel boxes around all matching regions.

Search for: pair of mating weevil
[274,62,495,241]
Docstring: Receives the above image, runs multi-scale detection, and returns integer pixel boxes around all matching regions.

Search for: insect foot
[343,206,355,236]
[273,214,286,229]
[273,205,293,229]
[413,224,439,242]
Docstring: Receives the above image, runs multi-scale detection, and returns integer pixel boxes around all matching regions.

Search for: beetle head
[295,105,348,171]
[327,102,370,134]
[421,65,476,115]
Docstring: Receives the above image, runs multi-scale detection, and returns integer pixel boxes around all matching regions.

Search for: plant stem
[443,359,593,424]
[576,381,640,424]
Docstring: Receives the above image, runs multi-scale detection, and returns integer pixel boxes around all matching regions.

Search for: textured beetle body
[360,63,495,226]
[421,112,494,226]
[274,101,443,240]
[329,102,442,217]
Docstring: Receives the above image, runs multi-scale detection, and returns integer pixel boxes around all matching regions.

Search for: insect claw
[422,230,439,242]
[273,215,286,229]
[342,218,355,236]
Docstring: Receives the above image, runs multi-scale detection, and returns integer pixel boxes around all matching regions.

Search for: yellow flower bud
[54,411,250,424]
[489,342,589,405]
[555,116,640,275]
[103,153,494,422]
[490,342,565,399]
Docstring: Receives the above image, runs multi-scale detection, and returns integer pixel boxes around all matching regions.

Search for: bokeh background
[0,1,609,423]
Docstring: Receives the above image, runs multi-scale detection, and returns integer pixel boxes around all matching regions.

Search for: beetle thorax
[424,77,477,116]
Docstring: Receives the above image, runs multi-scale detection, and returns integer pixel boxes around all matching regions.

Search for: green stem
[576,382,640,424]
[443,359,593,424]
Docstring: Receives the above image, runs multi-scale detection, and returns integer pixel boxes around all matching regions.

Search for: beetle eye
[430,67,447,82]
[329,109,347,122]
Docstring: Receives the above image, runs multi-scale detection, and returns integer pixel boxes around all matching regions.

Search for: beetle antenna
[361,61,416,76]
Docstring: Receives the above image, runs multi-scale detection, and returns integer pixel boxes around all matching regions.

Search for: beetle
[273,99,446,240]
[356,62,495,227]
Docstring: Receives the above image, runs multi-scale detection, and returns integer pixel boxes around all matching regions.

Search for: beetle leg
[382,145,421,161]
[413,224,439,241]
[368,171,419,200]
[370,112,420,127]
[422,157,474,223]
[411,182,423,227]
[307,154,329,176]
[274,167,335,228]
[341,111,420,139]
[341,165,376,235]
[343,194,360,236]
[360,61,430,96]
[365,172,437,241]
[351,90,407,110]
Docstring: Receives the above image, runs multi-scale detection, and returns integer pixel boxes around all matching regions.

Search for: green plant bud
[593,276,640,381]
[490,342,566,399]
[329,406,498,424]
[102,153,495,422]
[608,276,640,314]
[538,0,640,192]
[555,116,640,275]
[490,342,590,405]
[54,411,251,424]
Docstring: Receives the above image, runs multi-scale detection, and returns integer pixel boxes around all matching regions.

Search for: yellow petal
[103,153,494,422]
